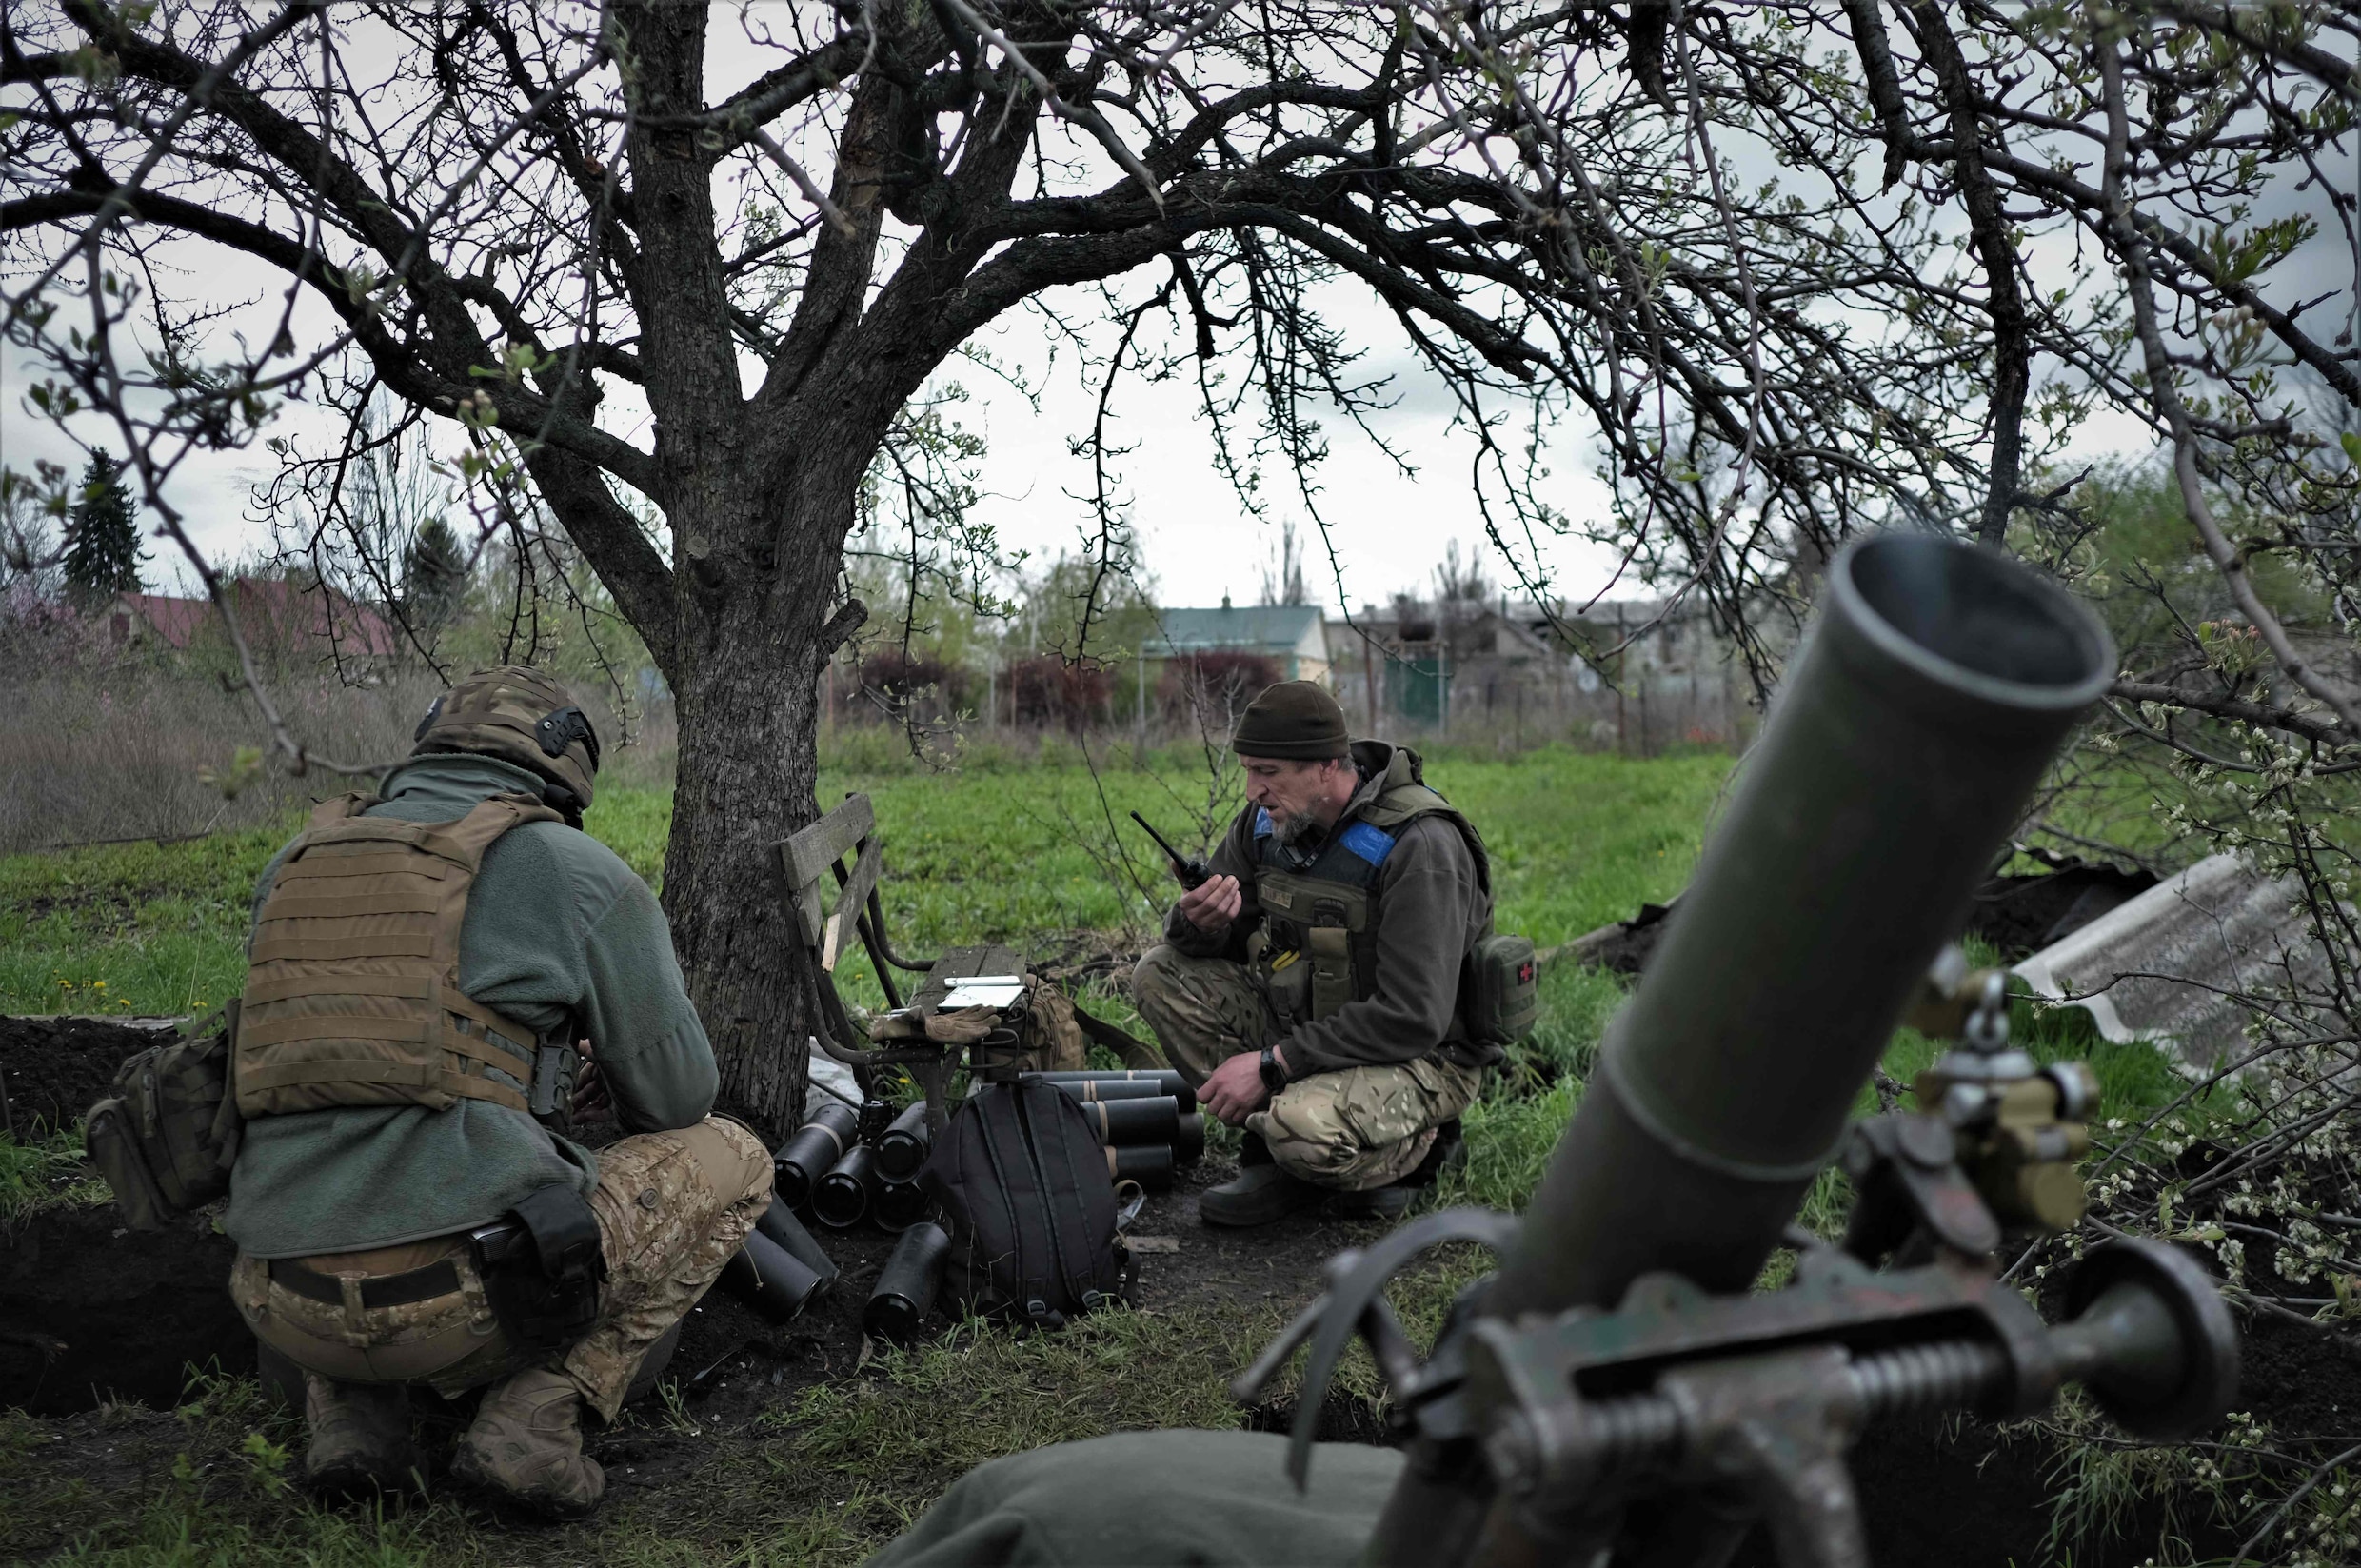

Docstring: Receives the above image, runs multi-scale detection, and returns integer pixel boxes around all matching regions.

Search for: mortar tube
[1368,534,2115,1566]
[718,1229,824,1322]
[1172,1112,1205,1165]
[812,1143,882,1230]
[864,1221,950,1344]
[773,1102,860,1212]
[1081,1096,1180,1147]
[874,1102,931,1182]
[873,1177,931,1234]
[755,1196,837,1282]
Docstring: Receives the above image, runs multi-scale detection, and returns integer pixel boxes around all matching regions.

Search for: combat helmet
[412,665,601,818]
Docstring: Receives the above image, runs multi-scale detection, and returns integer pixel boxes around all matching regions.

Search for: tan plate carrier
[236,791,561,1119]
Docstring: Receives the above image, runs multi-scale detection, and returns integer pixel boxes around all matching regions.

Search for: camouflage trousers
[231,1116,770,1422]
[1132,945,1481,1192]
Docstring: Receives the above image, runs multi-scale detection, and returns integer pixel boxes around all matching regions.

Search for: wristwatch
[1258,1047,1290,1094]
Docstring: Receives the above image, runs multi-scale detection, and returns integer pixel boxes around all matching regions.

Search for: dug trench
[4,1018,2351,1567]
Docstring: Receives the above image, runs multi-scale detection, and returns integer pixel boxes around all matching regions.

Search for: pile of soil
[0,1014,179,1133]
[1561,858,2162,981]
[1965,857,2159,961]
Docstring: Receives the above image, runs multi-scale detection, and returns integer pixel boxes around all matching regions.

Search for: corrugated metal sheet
[2014,853,2325,1073]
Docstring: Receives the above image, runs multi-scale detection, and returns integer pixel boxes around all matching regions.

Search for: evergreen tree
[401,516,469,634]
[62,449,144,607]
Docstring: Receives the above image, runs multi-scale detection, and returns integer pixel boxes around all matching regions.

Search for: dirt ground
[7,1018,2356,1566]
[0,1012,174,1134]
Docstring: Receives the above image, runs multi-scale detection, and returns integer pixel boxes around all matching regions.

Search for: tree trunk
[658,485,854,1140]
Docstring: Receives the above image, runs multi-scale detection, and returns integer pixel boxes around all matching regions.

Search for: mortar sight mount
[1237,951,2238,1568]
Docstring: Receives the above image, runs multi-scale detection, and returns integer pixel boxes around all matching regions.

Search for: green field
[0,746,1731,1019]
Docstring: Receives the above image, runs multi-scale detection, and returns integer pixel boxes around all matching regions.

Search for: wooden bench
[770,793,1032,1133]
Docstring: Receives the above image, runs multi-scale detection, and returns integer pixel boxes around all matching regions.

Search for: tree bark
[657,482,848,1138]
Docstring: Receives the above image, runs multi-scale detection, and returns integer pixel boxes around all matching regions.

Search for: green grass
[0,745,1728,1018]
[0,1121,104,1224]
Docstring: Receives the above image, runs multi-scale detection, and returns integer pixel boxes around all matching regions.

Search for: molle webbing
[1258,780,1492,1022]
[235,792,563,1119]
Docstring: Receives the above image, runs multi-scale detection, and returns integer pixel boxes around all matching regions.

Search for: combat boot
[1199,1133,1316,1227]
[301,1372,418,1500]
[450,1366,605,1521]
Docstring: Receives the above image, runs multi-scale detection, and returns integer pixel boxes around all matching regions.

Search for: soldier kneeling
[1134,681,1499,1226]
[224,667,769,1519]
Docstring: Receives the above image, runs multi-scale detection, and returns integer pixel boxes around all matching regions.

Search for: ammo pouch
[1259,871,1370,1022]
[85,1002,245,1231]
[470,1181,607,1351]
[1463,932,1540,1048]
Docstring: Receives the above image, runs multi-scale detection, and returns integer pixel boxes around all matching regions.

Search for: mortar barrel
[755,1196,837,1281]
[873,1176,932,1234]
[718,1228,824,1322]
[1107,1143,1174,1191]
[874,1102,931,1181]
[864,1221,950,1344]
[812,1143,882,1230]
[1081,1096,1180,1147]
[773,1102,860,1211]
[1373,533,2114,1565]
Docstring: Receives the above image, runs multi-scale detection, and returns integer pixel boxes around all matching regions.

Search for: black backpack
[920,1079,1128,1329]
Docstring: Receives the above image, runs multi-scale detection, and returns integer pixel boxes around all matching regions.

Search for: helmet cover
[412,665,600,814]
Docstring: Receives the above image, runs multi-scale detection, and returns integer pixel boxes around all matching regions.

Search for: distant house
[109,580,398,662]
[1148,600,1329,682]
[1327,594,1757,751]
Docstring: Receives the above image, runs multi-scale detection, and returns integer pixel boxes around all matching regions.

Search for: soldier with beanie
[223,666,770,1519]
[1133,680,1498,1226]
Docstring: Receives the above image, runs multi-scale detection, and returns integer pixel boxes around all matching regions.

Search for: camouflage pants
[231,1116,771,1421]
[1131,945,1480,1192]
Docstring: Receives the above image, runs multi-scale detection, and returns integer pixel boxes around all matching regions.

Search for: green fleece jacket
[224,754,717,1259]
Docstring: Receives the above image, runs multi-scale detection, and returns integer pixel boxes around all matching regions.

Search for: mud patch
[0,1199,248,1415]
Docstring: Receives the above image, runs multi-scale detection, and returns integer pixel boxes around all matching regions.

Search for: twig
[2232,1439,2361,1565]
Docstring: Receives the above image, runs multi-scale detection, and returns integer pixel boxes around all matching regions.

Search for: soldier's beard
[1272,810,1319,848]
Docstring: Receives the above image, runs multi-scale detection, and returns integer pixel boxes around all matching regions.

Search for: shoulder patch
[1254,807,1274,839]
[1338,821,1398,865]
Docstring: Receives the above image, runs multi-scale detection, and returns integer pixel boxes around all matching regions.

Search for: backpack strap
[1022,1082,1100,1314]
[974,1087,1057,1327]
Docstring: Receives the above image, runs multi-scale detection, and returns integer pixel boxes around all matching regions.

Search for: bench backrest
[773,792,883,979]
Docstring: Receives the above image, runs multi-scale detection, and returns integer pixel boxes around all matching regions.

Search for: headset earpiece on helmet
[535,707,601,770]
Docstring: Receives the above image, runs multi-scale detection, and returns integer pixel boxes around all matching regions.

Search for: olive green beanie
[1230,680,1350,760]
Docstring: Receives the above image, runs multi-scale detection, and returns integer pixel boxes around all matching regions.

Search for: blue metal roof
[1149,604,1324,656]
